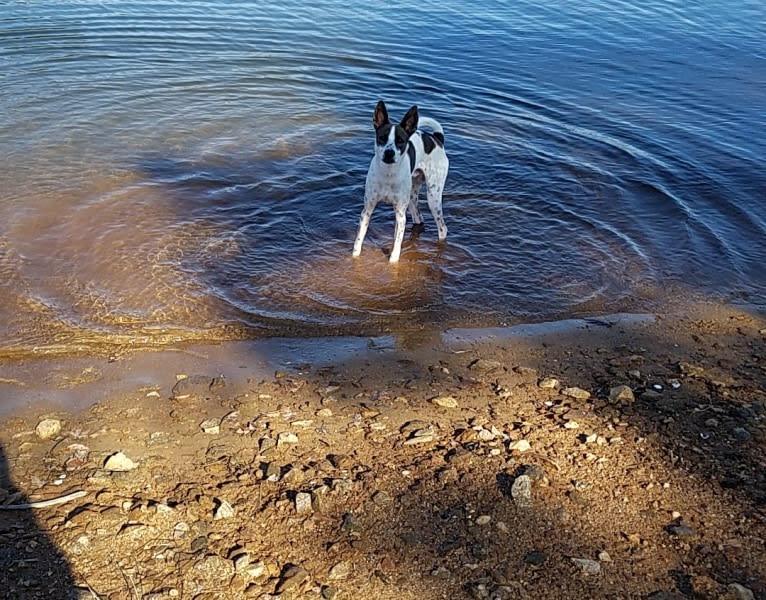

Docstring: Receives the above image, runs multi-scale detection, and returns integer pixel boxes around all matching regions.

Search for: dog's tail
[417,117,445,146]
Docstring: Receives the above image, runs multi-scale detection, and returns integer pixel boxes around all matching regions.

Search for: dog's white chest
[365,160,411,204]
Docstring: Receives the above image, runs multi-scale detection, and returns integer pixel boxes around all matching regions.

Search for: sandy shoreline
[1,304,764,599]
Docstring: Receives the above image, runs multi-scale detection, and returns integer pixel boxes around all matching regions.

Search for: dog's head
[373,100,418,165]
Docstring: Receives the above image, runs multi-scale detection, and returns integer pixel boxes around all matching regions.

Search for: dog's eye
[395,136,405,145]
[377,134,388,144]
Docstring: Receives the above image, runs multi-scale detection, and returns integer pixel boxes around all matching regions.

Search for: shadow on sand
[0,444,77,599]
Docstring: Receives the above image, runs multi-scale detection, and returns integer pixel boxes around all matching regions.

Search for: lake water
[1,0,764,357]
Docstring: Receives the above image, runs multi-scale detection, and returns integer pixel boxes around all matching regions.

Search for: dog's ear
[373,100,389,130]
[400,105,419,137]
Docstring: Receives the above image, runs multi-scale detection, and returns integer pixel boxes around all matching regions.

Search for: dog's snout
[382,148,396,163]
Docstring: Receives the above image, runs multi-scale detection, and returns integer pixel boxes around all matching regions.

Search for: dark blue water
[1,0,764,356]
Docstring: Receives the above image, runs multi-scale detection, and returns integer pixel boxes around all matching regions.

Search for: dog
[352,100,449,263]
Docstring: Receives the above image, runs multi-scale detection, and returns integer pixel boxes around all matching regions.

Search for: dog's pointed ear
[373,100,389,130]
[400,105,419,137]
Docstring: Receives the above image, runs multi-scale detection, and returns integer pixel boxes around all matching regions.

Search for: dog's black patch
[393,125,409,155]
[422,132,436,154]
[433,131,445,146]
[376,124,392,146]
[406,142,416,173]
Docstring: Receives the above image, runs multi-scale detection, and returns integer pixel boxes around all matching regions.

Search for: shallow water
[1,0,764,356]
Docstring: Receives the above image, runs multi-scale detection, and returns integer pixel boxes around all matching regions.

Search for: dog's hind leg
[408,171,424,227]
[426,178,448,241]
[389,206,407,263]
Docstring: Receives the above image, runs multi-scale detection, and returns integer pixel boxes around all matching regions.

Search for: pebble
[103,451,137,472]
[726,583,755,600]
[514,366,538,377]
[470,358,503,373]
[609,385,635,405]
[295,492,313,514]
[172,374,224,399]
[538,377,560,389]
[328,560,352,580]
[173,522,189,539]
[275,564,309,593]
[35,418,62,440]
[277,431,299,447]
[598,550,612,562]
[322,586,338,600]
[431,395,459,408]
[563,387,591,400]
[678,362,705,377]
[571,557,601,574]
[667,523,695,537]
[213,499,235,520]
[524,551,546,566]
[246,561,266,579]
[511,474,533,509]
[403,425,436,445]
[508,439,531,453]
[200,418,220,435]
[475,515,491,526]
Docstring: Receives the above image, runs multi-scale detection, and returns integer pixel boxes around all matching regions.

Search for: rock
[35,418,62,440]
[173,522,189,539]
[608,385,635,405]
[514,366,538,377]
[571,557,601,574]
[598,550,612,562]
[538,377,560,389]
[667,522,695,537]
[509,439,531,453]
[725,583,755,600]
[328,560,352,580]
[641,389,662,401]
[184,554,234,589]
[277,431,299,447]
[403,424,436,445]
[372,490,392,507]
[311,485,330,512]
[322,586,338,600]
[233,553,251,572]
[275,564,309,594]
[511,474,533,509]
[200,418,221,435]
[245,560,266,579]
[295,492,313,514]
[678,362,704,377]
[341,513,362,534]
[103,451,137,472]
[431,395,459,408]
[563,387,591,400]
[213,499,235,520]
[469,358,503,373]
[172,374,224,399]
[475,515,491,526]
[524,550,546,565]
[259,437,276,454]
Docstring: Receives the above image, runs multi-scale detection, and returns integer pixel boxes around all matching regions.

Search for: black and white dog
[352,100,449,263]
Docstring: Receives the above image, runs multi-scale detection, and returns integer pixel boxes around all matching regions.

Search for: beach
[1,303,764,599]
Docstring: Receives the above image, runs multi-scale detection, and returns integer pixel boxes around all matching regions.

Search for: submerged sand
[0,304,764,599]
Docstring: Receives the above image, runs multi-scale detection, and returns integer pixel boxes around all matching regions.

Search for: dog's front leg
[352,203,375,257]
[389,206,407,263]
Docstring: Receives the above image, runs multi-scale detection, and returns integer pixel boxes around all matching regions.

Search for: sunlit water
[1,0,764,357]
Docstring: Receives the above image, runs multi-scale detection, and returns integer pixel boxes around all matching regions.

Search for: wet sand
[0,303,764,599]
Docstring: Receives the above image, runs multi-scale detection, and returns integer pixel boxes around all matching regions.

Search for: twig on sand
[0,490,87,510]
